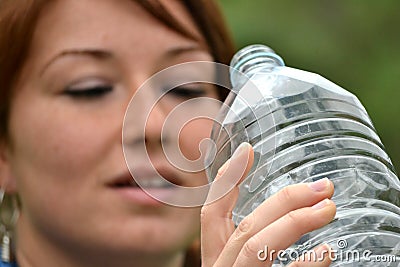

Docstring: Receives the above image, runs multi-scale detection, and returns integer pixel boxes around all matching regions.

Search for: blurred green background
[219,0,400,172]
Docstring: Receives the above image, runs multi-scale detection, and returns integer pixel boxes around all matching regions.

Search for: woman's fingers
[201,141,337,267]
[250,177,334,228]
[201,142,254,267]
[213,179,334,266]
[232,200,336,266]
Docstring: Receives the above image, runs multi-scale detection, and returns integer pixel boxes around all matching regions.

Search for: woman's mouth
[111,176,175,188]
[107,166,182,205]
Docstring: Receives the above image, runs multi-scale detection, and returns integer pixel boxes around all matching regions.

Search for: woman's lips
[107,165,182,205]
[113,186,176,206]
[108,165,183,187]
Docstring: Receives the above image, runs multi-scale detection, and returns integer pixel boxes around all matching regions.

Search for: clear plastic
[206,44,400,266]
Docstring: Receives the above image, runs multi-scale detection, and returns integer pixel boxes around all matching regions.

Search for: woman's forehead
[32,0,202,46]
[26,0,207,75]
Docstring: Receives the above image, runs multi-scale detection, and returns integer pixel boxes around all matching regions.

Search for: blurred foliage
[219,0,400,172]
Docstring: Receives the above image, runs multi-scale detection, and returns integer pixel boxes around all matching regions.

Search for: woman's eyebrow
[40,49,113,76]
[164,44,207,58]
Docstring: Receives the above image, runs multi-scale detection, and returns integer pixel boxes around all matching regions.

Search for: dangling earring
[1,228,12,263]
[0,187,19,263]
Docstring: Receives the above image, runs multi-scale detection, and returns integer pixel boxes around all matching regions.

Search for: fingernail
[312,199,331,210]
[231,142,250,160]
[308,178,330,192]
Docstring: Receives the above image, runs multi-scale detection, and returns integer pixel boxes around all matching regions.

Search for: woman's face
[4,0,218,263]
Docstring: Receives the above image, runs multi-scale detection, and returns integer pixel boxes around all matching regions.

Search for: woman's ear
[0,142,17,193]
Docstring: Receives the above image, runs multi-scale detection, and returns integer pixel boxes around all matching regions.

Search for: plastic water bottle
[206,44,400,266]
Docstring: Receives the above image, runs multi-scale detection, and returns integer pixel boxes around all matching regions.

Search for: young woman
[0,0,336,266]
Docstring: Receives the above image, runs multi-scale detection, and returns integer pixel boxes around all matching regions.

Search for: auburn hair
[0,0,236,266]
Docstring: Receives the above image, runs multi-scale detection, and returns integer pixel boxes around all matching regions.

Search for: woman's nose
[144,102,168,148]
[123,81,170,150]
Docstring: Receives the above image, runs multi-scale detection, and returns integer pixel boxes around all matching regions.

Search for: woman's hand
[201,143,336,267]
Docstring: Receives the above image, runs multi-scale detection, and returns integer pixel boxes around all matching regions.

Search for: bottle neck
[230,44,285,88]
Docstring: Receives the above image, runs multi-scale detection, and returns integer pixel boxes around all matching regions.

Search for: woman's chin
[100,214,198,254]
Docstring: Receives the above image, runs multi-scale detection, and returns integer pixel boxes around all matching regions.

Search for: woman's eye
[63,79,113,99]
[166,86,207,99]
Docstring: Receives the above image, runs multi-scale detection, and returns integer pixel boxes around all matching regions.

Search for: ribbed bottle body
[206,45,400,266]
